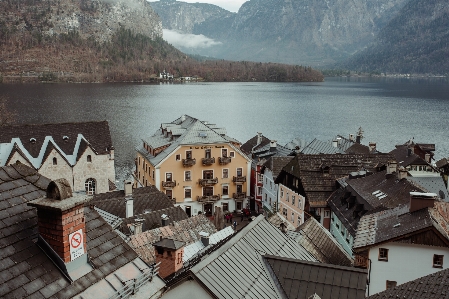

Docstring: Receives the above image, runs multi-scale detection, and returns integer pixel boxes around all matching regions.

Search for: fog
[162,29,222,49]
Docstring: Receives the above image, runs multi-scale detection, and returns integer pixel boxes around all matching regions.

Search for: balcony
[202,157,215,165]
[197,195,220,203]
[219,156,231,165]
[354,255,368,269]
[198,177,218,186]
[233,176,246,183]
[233,192,247,199]
[162,180,176,188]
[182,158,196,167]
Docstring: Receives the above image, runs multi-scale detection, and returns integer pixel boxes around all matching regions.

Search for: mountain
[342,0,449,75]
[150,0,408,66]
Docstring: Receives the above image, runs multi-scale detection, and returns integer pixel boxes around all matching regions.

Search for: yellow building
[135,115,252,217]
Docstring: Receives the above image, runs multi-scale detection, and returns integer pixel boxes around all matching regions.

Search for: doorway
[185,206,191,217]
[204,203,213,216]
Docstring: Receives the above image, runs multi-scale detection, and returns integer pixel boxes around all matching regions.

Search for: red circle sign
[71,232,82,248]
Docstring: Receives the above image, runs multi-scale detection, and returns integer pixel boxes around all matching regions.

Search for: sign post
[69,229,85,261]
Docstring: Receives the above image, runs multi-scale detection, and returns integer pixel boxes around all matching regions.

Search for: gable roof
[0,121,113,168]
[367,267,449,299]
[186,215,317,299]
[265,256,367,299]
[89,185,174,219]
[241,133,271,155]
[0,164,157,299]
[288,217,354,267]
[262,156,295,180]
[252,142,293,159]
[389,144,429,167]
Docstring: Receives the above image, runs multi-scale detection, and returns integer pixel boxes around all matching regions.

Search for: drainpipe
[367,259,372,296]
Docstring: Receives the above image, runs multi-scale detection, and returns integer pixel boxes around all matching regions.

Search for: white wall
[368,242,449,295]
[161,279,213,299]
[261,169,277,211]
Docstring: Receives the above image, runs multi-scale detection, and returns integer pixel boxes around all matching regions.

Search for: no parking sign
[69,229,85,261]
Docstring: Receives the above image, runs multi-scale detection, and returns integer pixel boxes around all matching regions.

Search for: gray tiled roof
[367,267,449,299]
[0,164,145,299]
[189,215,317,299]
[407,176,449,200]
[241,134,271,155]
[252,143,293,158]
[265,256,367,299]
[288,217,354,267]
[301,138,345,154]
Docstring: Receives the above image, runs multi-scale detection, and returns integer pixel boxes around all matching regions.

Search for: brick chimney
[397,166,408,180]
[154,238,185,278]
[410,192,437,213]
[270,140,277,152]
[199,231,210,246]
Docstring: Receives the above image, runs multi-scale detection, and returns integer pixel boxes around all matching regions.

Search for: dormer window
[87,155,92,162]
[53,157,57,165]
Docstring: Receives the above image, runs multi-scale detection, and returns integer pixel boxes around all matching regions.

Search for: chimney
[425,153,431,163]
[257,132,262,145]
[109,146,115,160]
[386,161,397,175]
[356,134,361,144]
[332,140,338,148]
[154,238,185,278]
[161,214,169,226]
[397,166,408,180]
[407,147,413,157]
[126,197,133,218]
[270,140,277,152]
[349,134,355,142]
[27,179,92,280]
[369,142,377,153]
[124,179,133,196]
[199,231,210,247]
[181,114,186,122]
[134,219,144,235]
[409,192,437,213]
[295,145,301,155]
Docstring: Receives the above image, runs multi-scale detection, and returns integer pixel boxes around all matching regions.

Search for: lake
[1,77,448,183]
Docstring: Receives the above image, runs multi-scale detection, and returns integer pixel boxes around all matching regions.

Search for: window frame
[166,172,173,182]
[378,248,389,262]
[222,185,229,196]
[433,254,444,268]
[175,154,181,161]
[185,170,191,181]
[222,168,229,178]
[184,188,192,199]
[236,167,243,177]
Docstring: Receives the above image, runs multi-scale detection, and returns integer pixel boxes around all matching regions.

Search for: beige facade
[278,183,305,229]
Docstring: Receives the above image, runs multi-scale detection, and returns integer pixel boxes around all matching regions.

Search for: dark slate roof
[407,176,449,200]
[240,134,271,155]
[265,256,367,299]
[353,201,449,250]
[89,185,174,218]
[345,143,371,154]
[436,157,449,169]
[367,267,449,299]
[262,156,294,179]
[390,144,429,167]
[153,238,185,250]
[0,164,140,298]
[288,217,353,267]
[119,206,189,235]
[279,154,395,207]
[0,121,113,157]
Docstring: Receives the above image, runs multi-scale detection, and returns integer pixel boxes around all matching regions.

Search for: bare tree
[0,96,17,126]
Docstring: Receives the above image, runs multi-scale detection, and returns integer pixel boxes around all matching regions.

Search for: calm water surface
[1,77,448,182]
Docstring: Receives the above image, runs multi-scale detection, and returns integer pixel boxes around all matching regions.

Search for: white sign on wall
[69,229,85,261]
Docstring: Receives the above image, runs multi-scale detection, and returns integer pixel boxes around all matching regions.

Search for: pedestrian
[240,211,244,222]
[233,220,237,230]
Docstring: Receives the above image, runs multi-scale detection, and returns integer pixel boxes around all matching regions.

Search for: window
[186,150,192,159]
[176,154,181,161]
[325,210,330,217]
[236,168,243,177]
[205,149,211,158]
[292,196,295,205]
[433,254,444,268]
[236,184,243,193]
[85,178,96,195]
[177,252,183,264]
[223,169,229,178]
[282,208,287,216]
[386,280,397,290]
[336,223,340,229]
[257,186,262,195]
[152,170,155,178]
[185,171,191,181]
[222,185,229,196]
[280,188,284,197]
[230,151,235,158]
[184,188,191,198]
[286,193,289,202]
[291,212,295,223]
[87,155,92,162]
[53,157,57,165]
[270,181,272,188]
[203,170,213,179]
[264,194,267,201]
[379,248,389,261]
[297,215,301,224]
[166,173,172,182]
[203,187,213,196]
[166,190,172,199]
[222,149,228,157]
[257,173,263,183]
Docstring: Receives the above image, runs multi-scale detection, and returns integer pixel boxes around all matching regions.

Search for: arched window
[53,157,57,165]
[85,178,96,195]
[87,155,92,162]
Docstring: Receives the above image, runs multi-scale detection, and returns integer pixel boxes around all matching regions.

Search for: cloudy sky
[150,0,248,12]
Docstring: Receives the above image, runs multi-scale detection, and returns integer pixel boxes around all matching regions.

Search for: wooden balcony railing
[354,254,368,269]
[162,180,176,188]
[198,177,218,186]
[182,158,196,167]
[202,157,215,165]
[233,192,247,199]
[219,156,231,165]
[197,195,220,203]
[233,176,246,183]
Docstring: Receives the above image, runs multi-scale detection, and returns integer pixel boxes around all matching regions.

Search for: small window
[222,185,229,196]
[166,189,172,199]
[184,188,191,198]
[53,157,57,165]
[87,155,92,162]
[282,208,287,216]
[236,184,243,193]
[298,215,301,224]
[236,168,243,177]
[286,193,289,202]
[176,154,181,161]
[291,212,294,223]
[185,171,191,181]
[292,196,295,205]
[280,189,284,197]
[433,254,444,268]
[186,150,192,159]
[386,280,397,290]
[230,151,235,158]
[222,149,228,157]
[166,173,172,182]
[85,178,96,195]
[223,169,229,178]
[205,149,211,158]
[379,248,389,261]
[257,186,262,195]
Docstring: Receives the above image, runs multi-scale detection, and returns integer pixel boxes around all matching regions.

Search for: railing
[198,177,218,186]
[108,263,159,299]
[197,195,220,203]
[354,254,368,268]
[162,180,176,188]
[202,157,215,165]
[219,156,231,165]
[182,158,196,167]
[233,176,246,183]
[233,192,247,199]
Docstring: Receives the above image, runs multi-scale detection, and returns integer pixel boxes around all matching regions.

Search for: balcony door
[203,170,214,180]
